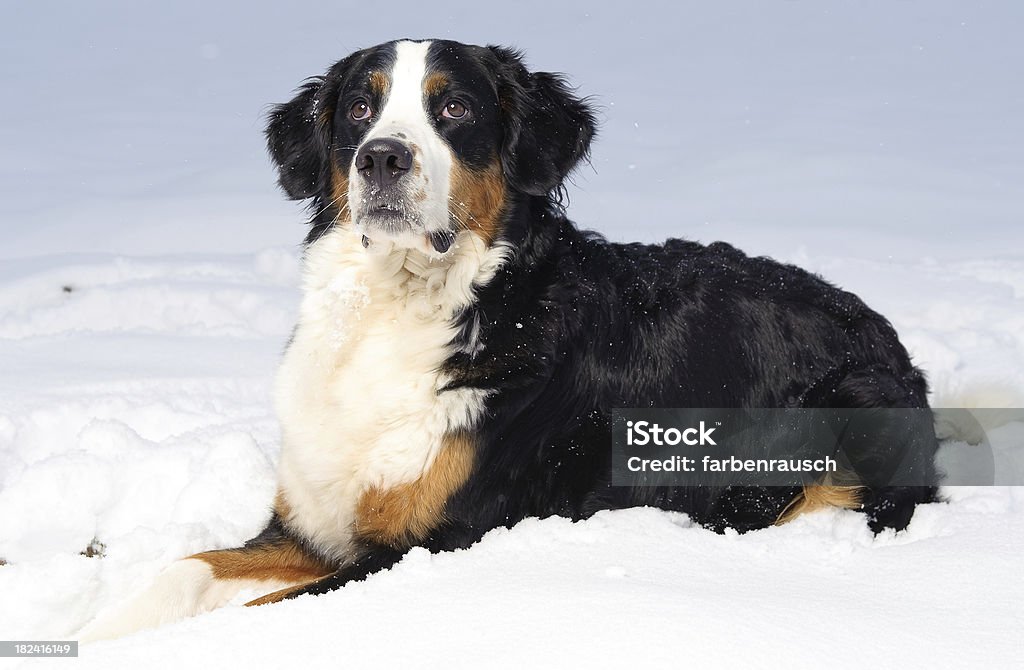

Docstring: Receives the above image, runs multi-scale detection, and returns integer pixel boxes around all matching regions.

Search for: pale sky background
[2,1,1022,260]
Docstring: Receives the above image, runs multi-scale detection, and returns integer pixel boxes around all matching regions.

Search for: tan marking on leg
[775,472,863,525]
[355,431,476,548]
[448,159,506,244]
[244,574,332,607]
[191,539,332,585]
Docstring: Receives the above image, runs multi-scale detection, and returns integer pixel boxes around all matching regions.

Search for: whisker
[311,191,347,220]
[447,197,476,229]
[307,201,352,248]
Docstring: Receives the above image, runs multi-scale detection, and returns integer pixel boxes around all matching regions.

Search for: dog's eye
[442,100,469,119]
[350,100,373,121]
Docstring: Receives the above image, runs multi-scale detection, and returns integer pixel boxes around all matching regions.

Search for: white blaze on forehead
[375,40,432,131]
[353,39,453,237]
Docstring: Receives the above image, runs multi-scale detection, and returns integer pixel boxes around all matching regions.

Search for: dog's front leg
[245,516,488,607]
[245,544,408,606]
[78,515,332,642]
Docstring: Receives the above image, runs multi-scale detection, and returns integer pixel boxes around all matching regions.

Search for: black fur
[441,224,938,537]
[260,39,939,600]
[266,79,332,200]
[486,46,597,197]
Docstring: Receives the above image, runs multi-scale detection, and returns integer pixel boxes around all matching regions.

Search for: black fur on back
[436,196,937,539]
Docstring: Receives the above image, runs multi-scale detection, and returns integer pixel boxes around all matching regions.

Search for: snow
[1,1,1023,667]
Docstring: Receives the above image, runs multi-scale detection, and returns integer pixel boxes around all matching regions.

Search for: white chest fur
[273,228,506,561]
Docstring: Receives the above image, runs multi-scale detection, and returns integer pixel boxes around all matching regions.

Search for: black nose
[356,138,413,188]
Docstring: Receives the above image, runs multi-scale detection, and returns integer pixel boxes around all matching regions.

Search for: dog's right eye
[349,100,373,121]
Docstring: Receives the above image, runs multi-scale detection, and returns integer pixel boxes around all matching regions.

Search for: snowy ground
[1,2,1023,668]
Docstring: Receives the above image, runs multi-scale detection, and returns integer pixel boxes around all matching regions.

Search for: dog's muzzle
[353,137,454,254]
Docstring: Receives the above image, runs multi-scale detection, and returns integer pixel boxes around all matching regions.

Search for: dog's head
[266,39,596,253]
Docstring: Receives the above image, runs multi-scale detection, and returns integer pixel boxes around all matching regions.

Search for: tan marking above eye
[368,71,389,96]
[423,72,449,97]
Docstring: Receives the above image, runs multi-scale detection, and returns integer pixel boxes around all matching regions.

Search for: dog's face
[266,39,596,253]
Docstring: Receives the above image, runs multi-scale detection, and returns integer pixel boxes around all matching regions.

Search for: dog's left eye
[441,100,469,119]
[350,100,373,121]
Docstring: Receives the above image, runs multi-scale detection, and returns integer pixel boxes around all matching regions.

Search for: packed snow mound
[7,501,1024,669]
[0,250,299,340]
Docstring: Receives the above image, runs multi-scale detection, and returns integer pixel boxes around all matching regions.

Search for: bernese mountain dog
[80,39,938,641]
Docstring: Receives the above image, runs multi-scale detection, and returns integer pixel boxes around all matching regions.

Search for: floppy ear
[265,79,334,200]
[489,46,597,197]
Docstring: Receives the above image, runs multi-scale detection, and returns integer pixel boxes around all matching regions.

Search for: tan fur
[424,72,449,97]
[329,163,351,221]
[354,431,476,548]
[369,71,390,97]
[410,142,423,179]
[191,540,332,585]
[245,575,330,607]
[448,160,506,244]
[273,490,292,520]
[317,108,333,129]
[775,472,863,525]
